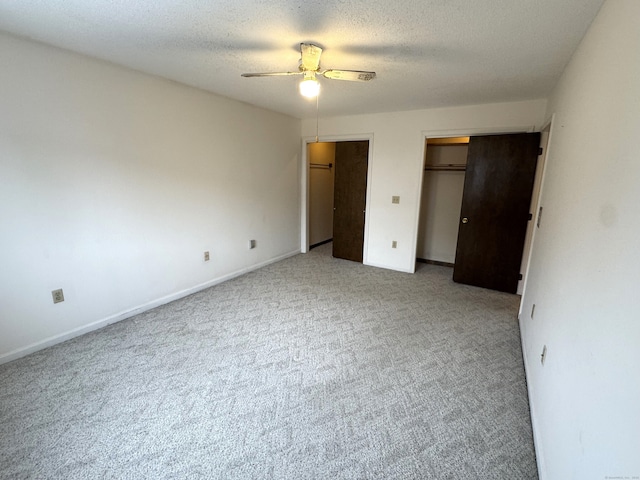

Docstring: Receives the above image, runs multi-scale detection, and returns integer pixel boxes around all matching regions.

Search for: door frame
[416,125,537,279]
[519,114,555,311]
[301,134,374,261]
[517,115,555,295]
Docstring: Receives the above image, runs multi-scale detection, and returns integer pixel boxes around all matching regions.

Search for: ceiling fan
[241,43,376,98]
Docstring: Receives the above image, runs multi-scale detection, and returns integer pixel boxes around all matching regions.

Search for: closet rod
[310,163,333,169]
[424,164,466,172]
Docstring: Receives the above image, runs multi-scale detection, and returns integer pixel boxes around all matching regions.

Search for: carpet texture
[0,243,538,479]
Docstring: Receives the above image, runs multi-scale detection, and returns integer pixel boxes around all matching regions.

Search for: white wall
[519,1,640,478]
[302,100,546,272]
[0,32,301,362]
[308,142,335,246]
[417,145,467,264]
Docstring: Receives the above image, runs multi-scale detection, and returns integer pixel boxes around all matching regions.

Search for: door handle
[462,217,469,224]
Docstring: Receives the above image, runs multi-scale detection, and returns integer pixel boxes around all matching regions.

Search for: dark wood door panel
[333,141,369,263]
[453,133,540,293]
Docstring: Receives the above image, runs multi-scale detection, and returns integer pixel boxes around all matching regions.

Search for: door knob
[462,217,469,224]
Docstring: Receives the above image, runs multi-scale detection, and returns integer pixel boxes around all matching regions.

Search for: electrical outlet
[204,251,210,261]
[392,240,397,248]
[52,289,64,304]
[249,239,256,249]
[531,303,536,319]
[541,345,547,365]
[392,196,400,204]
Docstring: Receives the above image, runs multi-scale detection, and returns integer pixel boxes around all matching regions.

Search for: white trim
[0,249,300,365]
[301,133,375,263]
[422,125,537,139]
[519,315,547,480]
[516,115,556,480]
[362,136,375,266]
[408,131,428,274]
[520,114,555,307]
[517,115,555,295]
[300,137,311,253]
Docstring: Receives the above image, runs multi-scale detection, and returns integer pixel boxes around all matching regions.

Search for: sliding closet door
[453,133,540,293]
[332,141,369,263]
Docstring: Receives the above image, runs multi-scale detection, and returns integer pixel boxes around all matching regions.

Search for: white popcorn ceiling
[0,0,605,119]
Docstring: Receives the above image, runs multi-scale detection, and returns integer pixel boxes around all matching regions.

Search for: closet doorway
[417,137,469,267]
[418,133,540,294]
[308,140,369,263]
[308,142,336,249]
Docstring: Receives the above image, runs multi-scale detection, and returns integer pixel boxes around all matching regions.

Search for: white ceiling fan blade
[322,69,376,81]
[300,43,323,71]
[241,71,303,77]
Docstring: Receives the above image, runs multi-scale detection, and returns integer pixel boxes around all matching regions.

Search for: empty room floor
[0,243,537,479]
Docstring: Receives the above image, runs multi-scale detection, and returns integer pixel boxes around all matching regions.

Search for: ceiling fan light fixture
[241,43,375,101]
[299,72,320,98]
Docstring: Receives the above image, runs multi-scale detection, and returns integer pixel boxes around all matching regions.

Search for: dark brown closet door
[332,141,369,262]
[453,133,540,293]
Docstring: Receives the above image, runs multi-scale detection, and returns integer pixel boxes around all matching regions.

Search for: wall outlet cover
[392,196,400,204]
[204,251,210,261]
[52,289,64,304]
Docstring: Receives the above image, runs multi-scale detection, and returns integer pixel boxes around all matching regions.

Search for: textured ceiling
[0,0,605,119]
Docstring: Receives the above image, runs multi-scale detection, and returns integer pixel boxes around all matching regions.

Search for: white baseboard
[519,316,546,480]
[0,249,300,365]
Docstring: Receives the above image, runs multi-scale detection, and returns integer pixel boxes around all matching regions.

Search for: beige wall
[0,32,301,362]
[519,1,640,477]
[302,100,547,272]
[308,142,336,246]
